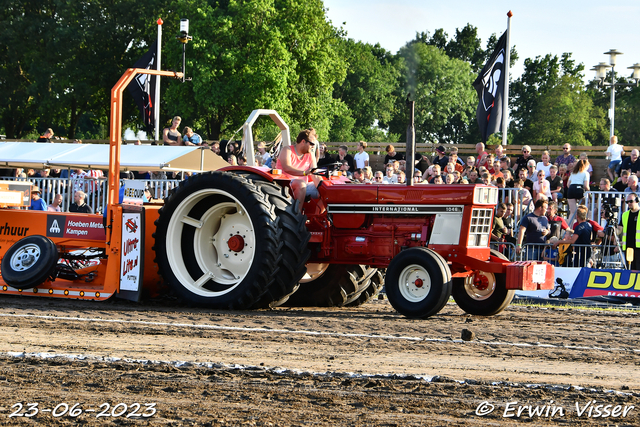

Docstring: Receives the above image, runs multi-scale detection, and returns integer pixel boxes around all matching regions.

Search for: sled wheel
[153,172,281,309]
[1,235,58,289]
[386,247,452,318]
[285,264,366,307]
[346,269,385,307]
[250,180,310,308]
[451,249,514,316]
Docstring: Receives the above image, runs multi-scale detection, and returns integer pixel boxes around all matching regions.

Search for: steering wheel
[310,162,343,179]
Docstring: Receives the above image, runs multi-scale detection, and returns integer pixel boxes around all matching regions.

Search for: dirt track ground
[0,295,638,426]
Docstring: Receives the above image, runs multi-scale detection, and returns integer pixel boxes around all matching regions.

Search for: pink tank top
[276,146,312,181]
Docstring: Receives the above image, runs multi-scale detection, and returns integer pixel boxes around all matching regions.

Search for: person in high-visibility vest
[618,193,640,270]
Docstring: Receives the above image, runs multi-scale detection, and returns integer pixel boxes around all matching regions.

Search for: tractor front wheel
[451,249,514,316]
[386,248,451,318]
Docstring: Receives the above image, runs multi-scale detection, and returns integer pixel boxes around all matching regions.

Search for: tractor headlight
[468,208,493,247]
[474,187,499,205]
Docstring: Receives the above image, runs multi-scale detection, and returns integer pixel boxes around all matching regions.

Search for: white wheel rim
[10,244,41,272]
[398,264,431,302]
[166,188,256,297]
[464,271,497,301]
[300,263,329,283]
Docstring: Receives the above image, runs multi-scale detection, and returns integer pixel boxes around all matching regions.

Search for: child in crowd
[445,173,456,184]
[536,150,552,177]
[462,156,475,178]
[513,179,532,214]
[543,237,560,266]
[558,164,569,194]
[384,166,397,184]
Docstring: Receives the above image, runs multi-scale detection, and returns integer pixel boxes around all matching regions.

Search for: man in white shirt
[383,165,398,184]
[605,135,624,182]
[354,141,369,169]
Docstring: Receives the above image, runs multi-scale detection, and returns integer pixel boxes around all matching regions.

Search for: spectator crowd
[10,125,636,270]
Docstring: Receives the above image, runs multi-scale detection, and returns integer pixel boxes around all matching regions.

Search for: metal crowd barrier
[3,176,630,271]
[497,188,528,229]
[519,242,625,269]
[1,176,182,214]
[585,190,626,227]
[490,241,518,261]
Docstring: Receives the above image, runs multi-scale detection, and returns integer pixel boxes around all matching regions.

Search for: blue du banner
[569,268,640,299]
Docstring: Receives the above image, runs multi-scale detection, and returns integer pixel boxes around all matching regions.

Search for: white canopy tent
[0,142,228,172]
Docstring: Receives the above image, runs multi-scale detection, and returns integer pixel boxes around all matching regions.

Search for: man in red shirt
[546,201,570,240]
[571,204,604,239]
[475,142,489,168]
[276,128,319,212]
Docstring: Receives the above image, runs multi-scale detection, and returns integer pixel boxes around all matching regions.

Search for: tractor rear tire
[451,249,514,316]
[1,235,58,289]
[153,172,281,309]
[285,264,367,307]
[386,247,452,318]
[346,269,385,307]
[250,181,310,308]
[343,266,377,305]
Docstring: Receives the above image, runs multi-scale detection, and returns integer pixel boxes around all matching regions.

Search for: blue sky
[323,0,640,81]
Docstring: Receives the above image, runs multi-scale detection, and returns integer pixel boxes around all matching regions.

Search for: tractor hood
[0,142,228,173]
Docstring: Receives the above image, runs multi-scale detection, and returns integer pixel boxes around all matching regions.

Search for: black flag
[473,31,507,142]
[127,41,157,135]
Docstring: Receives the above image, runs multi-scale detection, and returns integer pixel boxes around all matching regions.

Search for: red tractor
[0,69,554,318]
[153,108,555,318]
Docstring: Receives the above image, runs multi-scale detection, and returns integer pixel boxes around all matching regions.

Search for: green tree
[587,72,640,146]
[509,53,599,145]
[0,2,55,138]
[167,0,347,141]
[521,74,607,146]
[332,39,400,141]
[614,84,640,145]
[0,0,168,139]
[401,26,518,144]
[388,43,476,143]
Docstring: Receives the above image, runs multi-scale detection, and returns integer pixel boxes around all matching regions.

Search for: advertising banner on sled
[569,268,640,299]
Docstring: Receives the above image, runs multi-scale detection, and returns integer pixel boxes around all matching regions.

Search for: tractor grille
[468,208,493,247]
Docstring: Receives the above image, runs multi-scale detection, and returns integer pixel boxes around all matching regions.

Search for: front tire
[1,235,58,289]
[386,248,452,318]
[153,172,281,309]
[451,249,514,316]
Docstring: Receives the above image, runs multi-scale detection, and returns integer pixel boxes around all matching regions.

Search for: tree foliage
[0,0,166,138]
[387,43,476,143]
[331,39,399,141]
[523,75,606,146]
[165,0,347,141]
[509,53,608,146]
[1,3,636,149]
[614,84,640,146]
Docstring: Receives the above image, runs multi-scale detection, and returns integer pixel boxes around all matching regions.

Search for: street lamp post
[592,49,640,138]
[177,19,193,83]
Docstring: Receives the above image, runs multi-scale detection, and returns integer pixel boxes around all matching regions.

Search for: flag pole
[155,18,163,142]
[501,10,512,146]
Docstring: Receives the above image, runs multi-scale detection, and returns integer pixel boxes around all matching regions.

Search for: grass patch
[511,299,640,313]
